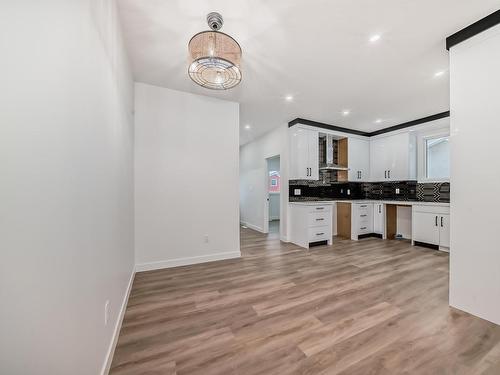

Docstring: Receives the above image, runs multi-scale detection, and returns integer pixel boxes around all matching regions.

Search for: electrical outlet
[104,300,110,326]
[204,235,209,243]
[396,188,400,194]
[294,189,301,195]
[347,189,351,195]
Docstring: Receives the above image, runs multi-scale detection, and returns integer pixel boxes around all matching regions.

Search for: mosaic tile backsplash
[289,180,450,203]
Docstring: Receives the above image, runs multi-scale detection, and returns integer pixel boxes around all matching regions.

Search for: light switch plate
[294,189,301,195]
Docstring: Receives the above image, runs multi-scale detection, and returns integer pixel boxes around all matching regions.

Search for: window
[425,136,450,180]
[268,171,280,193]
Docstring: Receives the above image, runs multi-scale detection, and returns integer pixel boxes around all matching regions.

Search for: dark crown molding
[288,111,450,137]
[446,9,500,50]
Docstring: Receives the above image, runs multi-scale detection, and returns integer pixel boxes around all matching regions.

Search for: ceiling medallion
[188,12,242,90]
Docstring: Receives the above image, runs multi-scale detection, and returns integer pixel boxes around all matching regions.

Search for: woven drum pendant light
[188,12,242,90]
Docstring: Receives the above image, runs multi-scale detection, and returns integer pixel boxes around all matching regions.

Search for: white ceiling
[117,0,499,144]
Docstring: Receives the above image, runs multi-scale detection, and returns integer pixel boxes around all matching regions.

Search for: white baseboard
[101,268,135,375]
[240,221,264,233]
[135,251,241,272]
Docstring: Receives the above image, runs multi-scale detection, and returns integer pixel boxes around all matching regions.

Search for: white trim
[135,251,241,272]
[101,269,135,375]
[240,221,265,233]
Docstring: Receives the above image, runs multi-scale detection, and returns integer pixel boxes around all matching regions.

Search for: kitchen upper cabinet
[370,132,416,181]
[289,127,319,180]
[348,138,370,182]
[412,205,450,251]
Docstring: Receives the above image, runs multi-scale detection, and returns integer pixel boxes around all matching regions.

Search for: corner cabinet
[289,127,319,180]
[348,138,370,181]
[370,132,416,181]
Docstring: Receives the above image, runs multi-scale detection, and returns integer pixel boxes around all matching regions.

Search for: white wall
[0,1,135,374]
[449,24,500,325]
[397,206,412,239]
[134,83,240,271]
[240,125,289,239]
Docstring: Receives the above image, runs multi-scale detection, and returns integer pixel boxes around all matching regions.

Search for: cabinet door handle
[385,170,387,179]
[435,216,438,226]
[316,207,324,210]
[316,232,324,236]
[316,218,324,221]
[441,217,443,227]
[388,170,390,179]
[360,171,362,179]
[360,214,367,217]
[379,205,381,214]
[361,227,367,230]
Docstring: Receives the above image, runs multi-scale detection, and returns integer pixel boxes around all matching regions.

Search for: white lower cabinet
[352,203,373,239]
[412,205,450,251]
[290,204,333,248]
[439,214,450,248]
[373,203,384,236]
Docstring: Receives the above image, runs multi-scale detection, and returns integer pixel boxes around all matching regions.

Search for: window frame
[417,129,450,183]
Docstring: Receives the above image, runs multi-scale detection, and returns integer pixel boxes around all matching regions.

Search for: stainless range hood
[319,134,349,171]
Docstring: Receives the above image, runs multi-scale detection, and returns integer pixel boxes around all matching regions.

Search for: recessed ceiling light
[244,124,251,130]
[285,95,294,102]
[342,110,350,116]
[375,119,382,124]
[434,70,445,77]
[369,34,381,43]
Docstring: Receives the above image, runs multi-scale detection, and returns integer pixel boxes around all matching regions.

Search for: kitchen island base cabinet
[412,205,450,251]
[290,204,332,249]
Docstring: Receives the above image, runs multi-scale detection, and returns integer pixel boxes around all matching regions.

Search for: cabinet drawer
[308,205,332,214]
[357,204,370,212]
[308,211,331,227]
[308,226,331,242]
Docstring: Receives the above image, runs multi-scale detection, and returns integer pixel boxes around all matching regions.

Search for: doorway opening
[265,155,280,235]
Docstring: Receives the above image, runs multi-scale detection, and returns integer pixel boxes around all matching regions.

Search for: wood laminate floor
[110,228,500,374]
